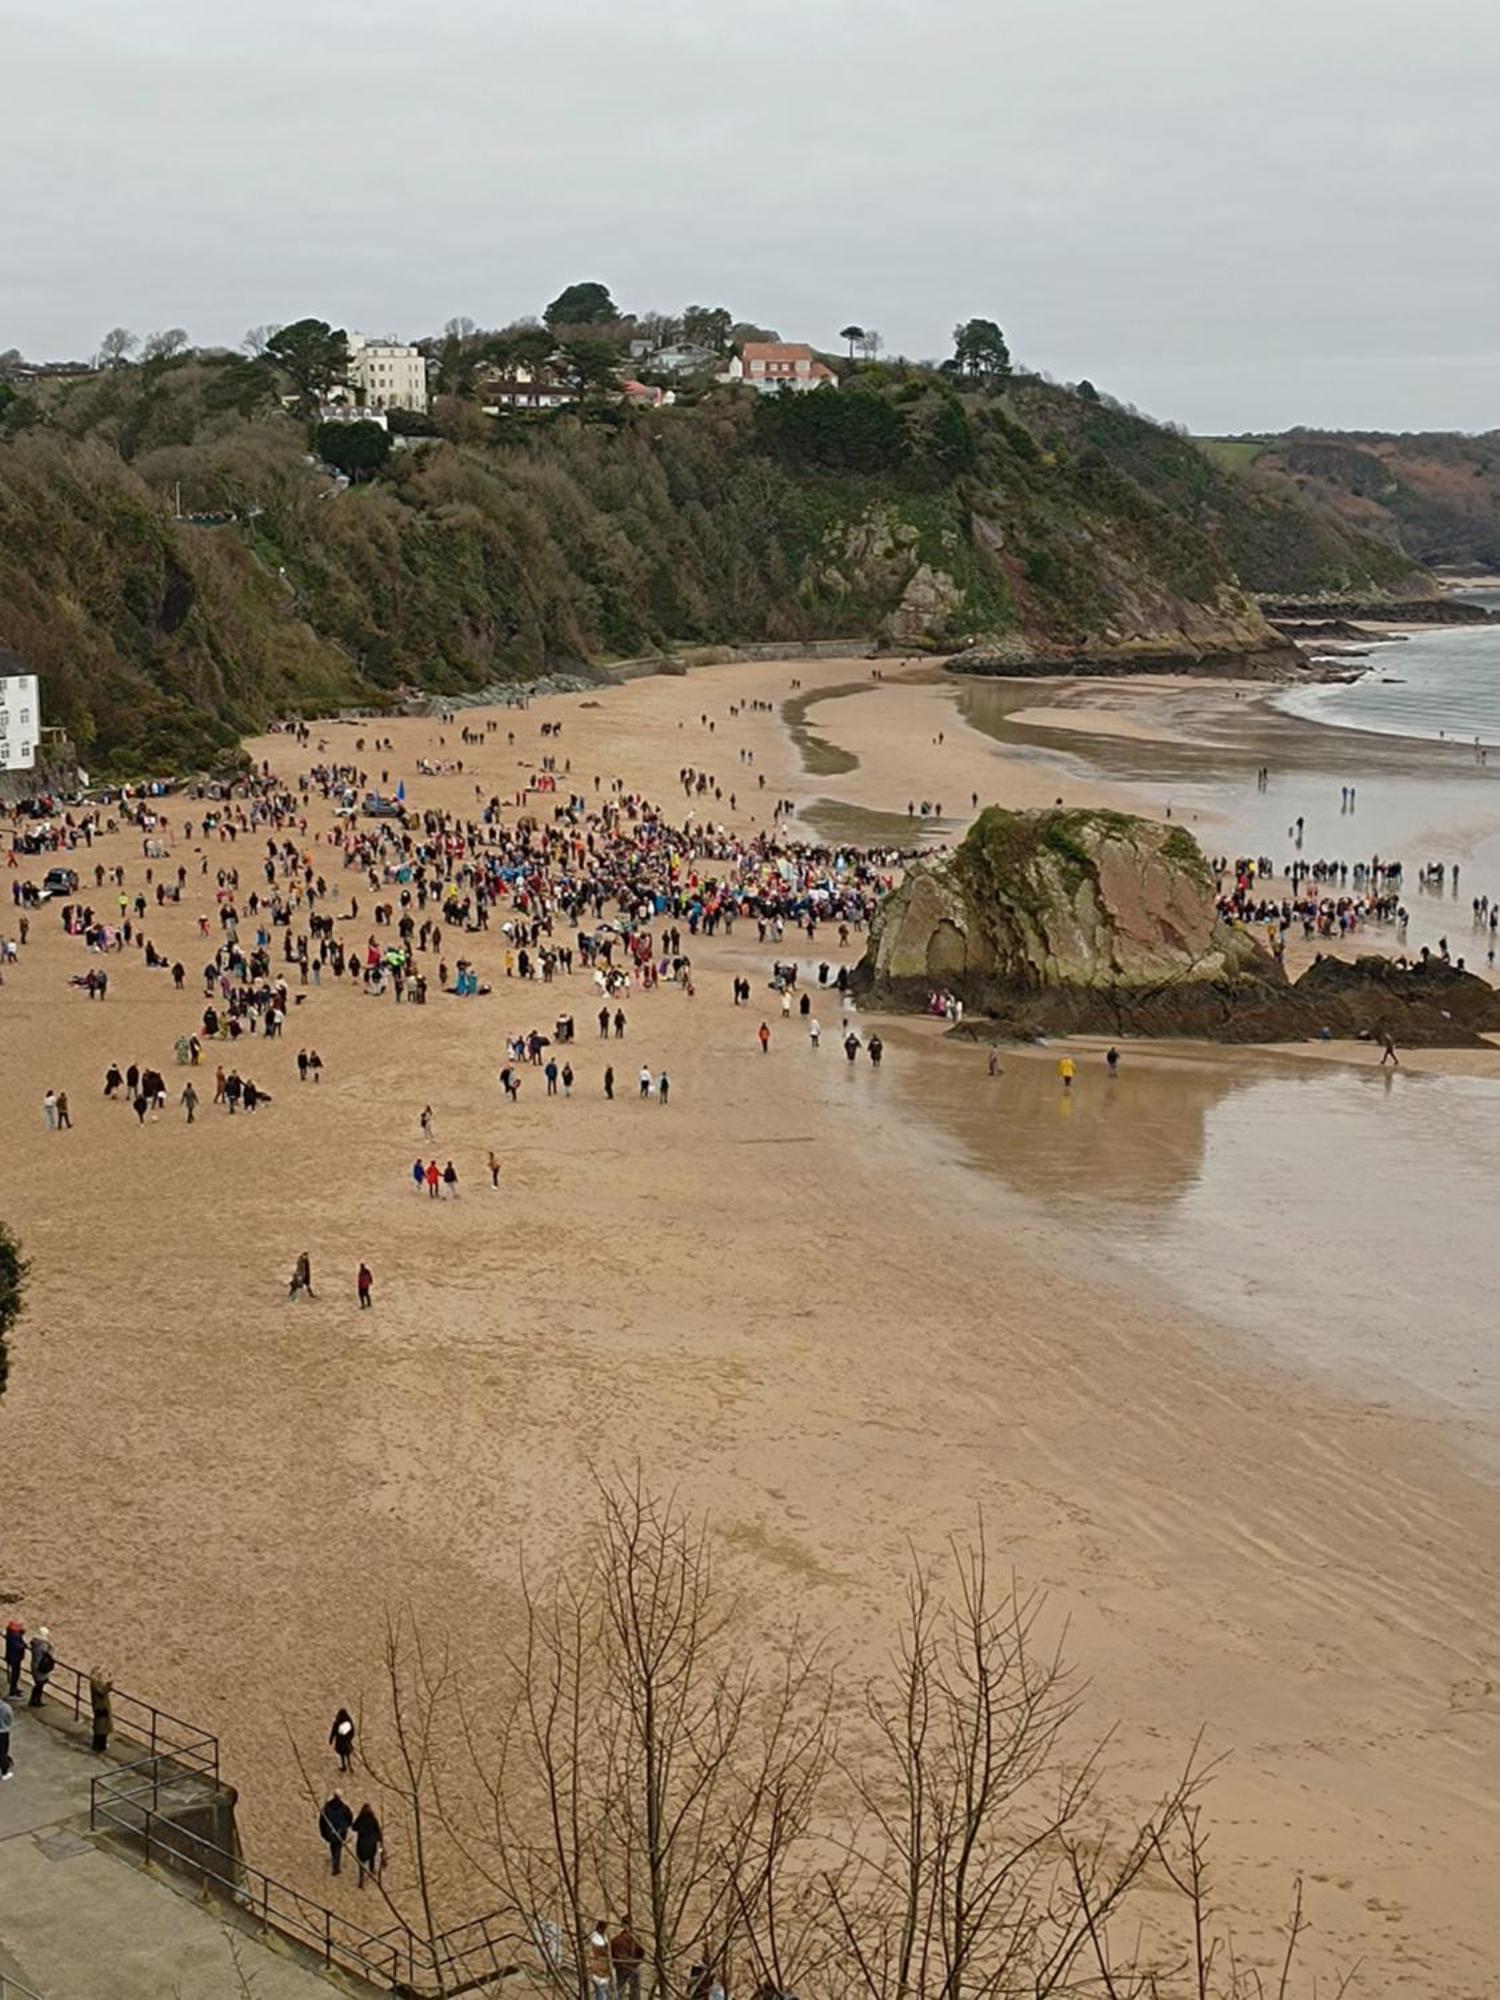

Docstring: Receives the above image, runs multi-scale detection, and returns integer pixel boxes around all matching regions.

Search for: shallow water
[892,1034,1500,1422]
[1276,618,1500,745]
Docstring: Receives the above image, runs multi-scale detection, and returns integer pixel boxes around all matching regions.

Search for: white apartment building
[0,661,40,772]
[345,332,429,413]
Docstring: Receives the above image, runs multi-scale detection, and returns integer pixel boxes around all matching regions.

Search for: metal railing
[36,1654,522,1994]
[30,1658,219,1783]
[90,1754,519,1997]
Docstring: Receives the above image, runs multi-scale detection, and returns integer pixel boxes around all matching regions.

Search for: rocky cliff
[859,807,1500,1045]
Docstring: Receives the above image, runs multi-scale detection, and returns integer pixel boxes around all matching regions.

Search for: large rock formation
[858,807,1500,1045]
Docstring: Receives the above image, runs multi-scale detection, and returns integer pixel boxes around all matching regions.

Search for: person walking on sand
[658,1070,670,1105]
[425,1160,441,1199]
[442,1161,459,1198]
[319,1791,353,1875]
[1379,1029,1400,1067]
[181,1081,198,1122]
[809,1017,820,1049]
[758,1021,771,1054]
[612,1916,645,2000]
[587,1924,613,2000]
[353,1802,384,1887]
[43,1089,57,1130]
[1058,1056,1075,1090]
[488,1150,501,1189]
[420,1104,434,1139]
[357,1264,373,1310]
[55,1090,71,1130]
[639,1064,652,1099]
[604,1065,615,1101]
[289,1251,315,1300]
[411,1157,425,1194]
[330,1707,356,1771]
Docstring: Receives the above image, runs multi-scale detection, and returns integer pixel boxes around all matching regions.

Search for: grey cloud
[4,0,1496,430]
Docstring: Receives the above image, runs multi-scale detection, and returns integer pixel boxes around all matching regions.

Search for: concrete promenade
[0,1706,344,2000]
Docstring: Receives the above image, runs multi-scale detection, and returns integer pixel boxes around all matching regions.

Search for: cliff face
[859,807,1500,1045]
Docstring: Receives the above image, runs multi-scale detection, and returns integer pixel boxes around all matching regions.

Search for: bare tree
[822,1525,1208,2000]
[141,327,189,363]
[242,324,280,357]
[441,1474,834,2000]
[858,330,883,363]
[98,326,138,367]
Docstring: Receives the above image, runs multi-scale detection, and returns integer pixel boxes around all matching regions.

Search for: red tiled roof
[740,343,814,363]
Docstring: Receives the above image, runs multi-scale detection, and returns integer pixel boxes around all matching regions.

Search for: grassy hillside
[0,355,1436,774]
[1197,428,1500,572]
[1003,388,1424,598]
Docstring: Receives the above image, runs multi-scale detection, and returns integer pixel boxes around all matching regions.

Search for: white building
[345,332,429,413]
[0,658,40,773]
[644,343,719,375]
[478,365,577,412]
[719,342,837,393]
[317,402,390,430]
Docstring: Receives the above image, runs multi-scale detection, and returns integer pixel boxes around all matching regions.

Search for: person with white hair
[28,1626,54,1708]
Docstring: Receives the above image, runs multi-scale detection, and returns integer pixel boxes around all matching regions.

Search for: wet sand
[3,656,1499,1997]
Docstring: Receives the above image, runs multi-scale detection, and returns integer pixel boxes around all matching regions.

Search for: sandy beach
[4,655,1500,1998]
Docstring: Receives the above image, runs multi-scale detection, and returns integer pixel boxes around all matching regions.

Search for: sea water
[1275,601,1500,746]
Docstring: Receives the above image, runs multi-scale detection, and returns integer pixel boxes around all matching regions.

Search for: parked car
[42,866,80,897]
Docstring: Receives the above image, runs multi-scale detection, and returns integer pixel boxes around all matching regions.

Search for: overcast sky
[6,0,1496,433]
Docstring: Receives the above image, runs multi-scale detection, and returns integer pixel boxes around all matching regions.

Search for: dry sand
[3,658,1498,1997]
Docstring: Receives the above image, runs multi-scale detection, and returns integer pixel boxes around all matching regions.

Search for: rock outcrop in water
[857,807,1500,1045]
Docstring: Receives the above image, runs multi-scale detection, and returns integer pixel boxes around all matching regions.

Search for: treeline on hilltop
[0,327,1422,774]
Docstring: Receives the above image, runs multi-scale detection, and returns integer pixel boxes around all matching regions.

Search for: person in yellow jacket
[1058,1056,1076,1089]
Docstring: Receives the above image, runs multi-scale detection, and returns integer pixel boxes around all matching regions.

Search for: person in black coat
[319,1791,354,1874]
[352,1802,383,1888]
[3,1623,24,1700]
[329,1707,355,1771]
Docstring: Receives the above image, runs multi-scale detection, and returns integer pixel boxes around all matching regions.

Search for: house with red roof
[719,343,837,393]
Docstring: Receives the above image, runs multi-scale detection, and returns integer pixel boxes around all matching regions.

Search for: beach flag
[396,780,406,802]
